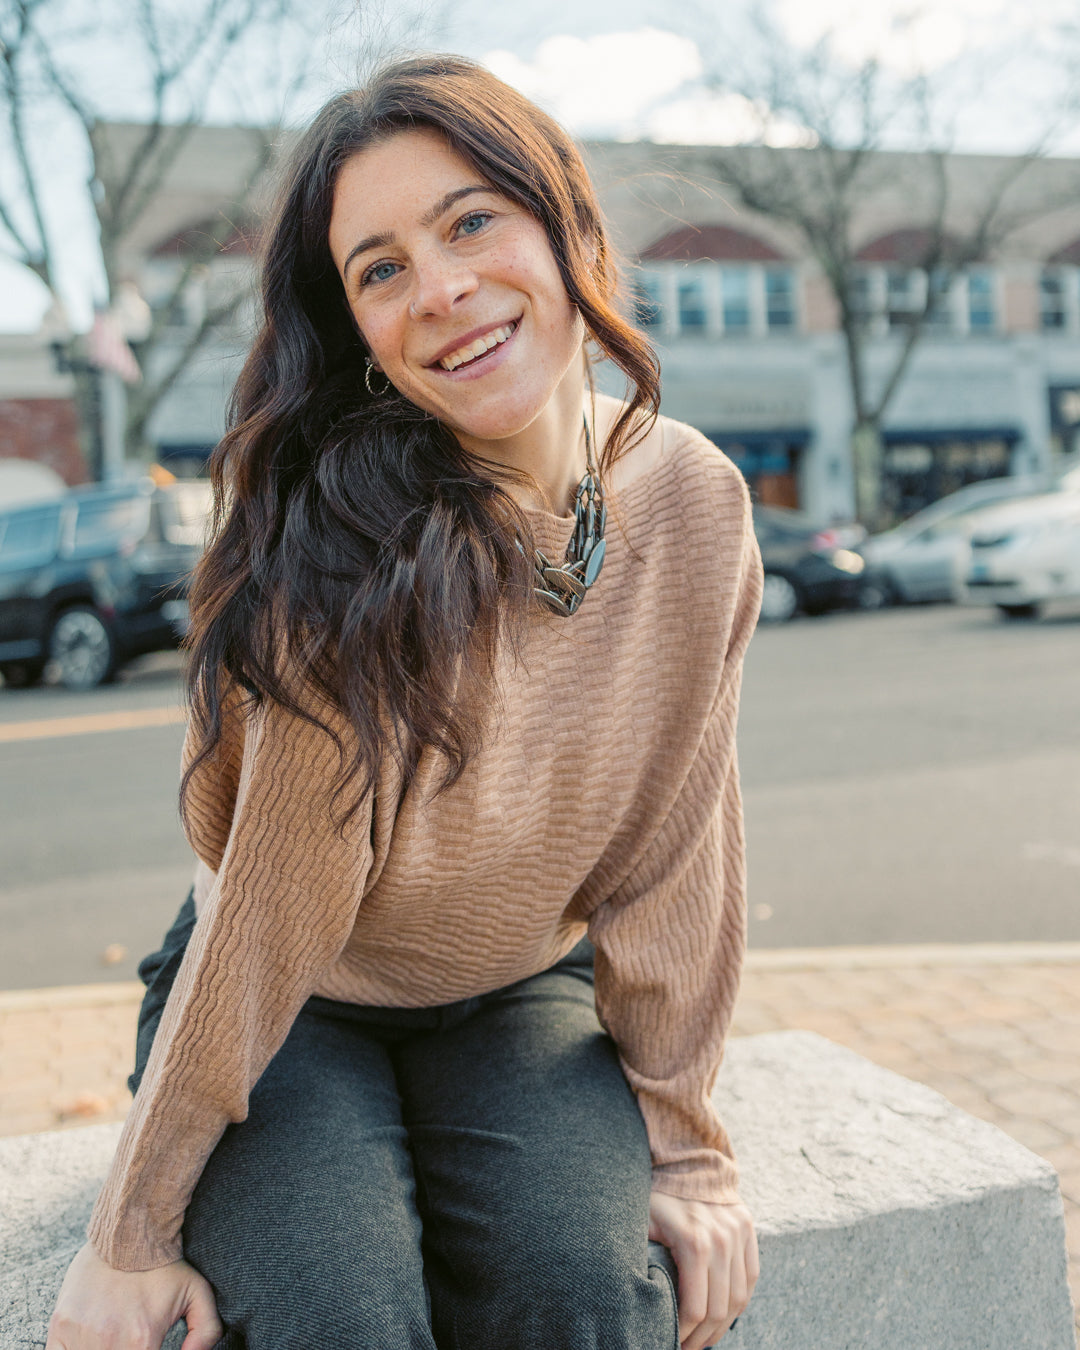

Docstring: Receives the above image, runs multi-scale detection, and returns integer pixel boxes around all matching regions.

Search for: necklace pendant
[542,566,587,600]
[536,588,573,616]
[529,413,606,618]
[583,537,606,587]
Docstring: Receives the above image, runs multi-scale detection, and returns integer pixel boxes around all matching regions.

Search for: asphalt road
[1,602,1077,990]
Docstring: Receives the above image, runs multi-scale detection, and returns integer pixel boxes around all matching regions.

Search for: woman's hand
[649,1193,759,1349]
[46,1241,223,1350]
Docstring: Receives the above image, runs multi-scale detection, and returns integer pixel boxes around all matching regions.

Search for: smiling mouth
[436,321,519,372]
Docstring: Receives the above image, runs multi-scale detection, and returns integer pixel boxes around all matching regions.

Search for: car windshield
[0,503,62,568]
[891,480,1037,536]
[67,493,148,558]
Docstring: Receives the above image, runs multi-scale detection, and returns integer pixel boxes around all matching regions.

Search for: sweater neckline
[519,422,666,527]
[520,456,658,561]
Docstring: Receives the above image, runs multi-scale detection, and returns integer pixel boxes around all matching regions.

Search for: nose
[409,247,478,319]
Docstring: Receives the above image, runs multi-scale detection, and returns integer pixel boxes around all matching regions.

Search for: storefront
[156,441,215,477]
[1048,384,1080,460]
[703,429,809,508]
[881,427,1020,520]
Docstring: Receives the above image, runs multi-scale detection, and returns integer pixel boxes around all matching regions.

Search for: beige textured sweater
[87,415,763,1272]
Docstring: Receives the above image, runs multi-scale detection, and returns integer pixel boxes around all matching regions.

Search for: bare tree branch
[125,283,250,452]
[0,0,56,283]
[671,4,1080,523]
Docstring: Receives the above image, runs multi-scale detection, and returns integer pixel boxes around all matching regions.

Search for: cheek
[352,307,401,368]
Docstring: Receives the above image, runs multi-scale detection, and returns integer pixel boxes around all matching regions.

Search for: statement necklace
[529,415,607,617]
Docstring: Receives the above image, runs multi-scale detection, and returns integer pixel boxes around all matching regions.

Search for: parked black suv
[0,480,210,690]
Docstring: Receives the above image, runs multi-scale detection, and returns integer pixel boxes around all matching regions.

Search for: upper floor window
[967,269,996,333]
[1040,267,1080,333]
[765,268,796,330]
[633,273,664,331]
[885,267,925,327]
[634,262,799,339]
[850,264,998,336]
[720,267,752,333]
[678,272,710,333]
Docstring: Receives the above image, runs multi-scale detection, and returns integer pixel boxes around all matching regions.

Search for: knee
[449,1230,678,1350]
[188,1245,432,1350]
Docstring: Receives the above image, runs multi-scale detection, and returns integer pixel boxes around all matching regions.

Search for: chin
[431,393,551,445]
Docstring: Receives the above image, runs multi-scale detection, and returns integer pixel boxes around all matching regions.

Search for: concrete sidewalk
[2,942,1078,1333]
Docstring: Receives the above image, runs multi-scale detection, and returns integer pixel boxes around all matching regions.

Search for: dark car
[0,480,211,690]
[753,506,867,622]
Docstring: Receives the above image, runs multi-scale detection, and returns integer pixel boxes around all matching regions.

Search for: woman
[48,54,762,1350]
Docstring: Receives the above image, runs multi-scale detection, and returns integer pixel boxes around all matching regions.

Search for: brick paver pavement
[2,944,1078,1331]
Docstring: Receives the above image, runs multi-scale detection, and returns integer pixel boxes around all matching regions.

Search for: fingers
[679,1251,748,1350]
[180,1276,225,1350]
[44,1322,67,1350]
[673,1216,758,1350]
[671,1225,712,1349]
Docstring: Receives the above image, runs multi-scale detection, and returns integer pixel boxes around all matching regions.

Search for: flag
[87,310,141,384]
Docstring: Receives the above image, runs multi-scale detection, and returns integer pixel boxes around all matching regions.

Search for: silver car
[859,464,1080,606]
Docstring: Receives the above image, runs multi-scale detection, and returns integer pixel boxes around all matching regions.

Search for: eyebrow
[341,185,492,281]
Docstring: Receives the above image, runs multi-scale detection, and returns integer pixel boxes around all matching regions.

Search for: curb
[0,982,142,1014]
[745,940,1080,971]
[3,942,1080,1013]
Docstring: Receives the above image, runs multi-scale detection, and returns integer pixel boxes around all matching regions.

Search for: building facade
[0,331,84,487]
[18,126,1080,524]
[583,141,1080,522]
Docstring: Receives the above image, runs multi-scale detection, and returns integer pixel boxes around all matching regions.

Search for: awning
[703,429,810,475]
[882,426,1021,446]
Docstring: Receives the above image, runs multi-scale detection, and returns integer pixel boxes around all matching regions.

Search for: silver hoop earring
[364,359,390,397]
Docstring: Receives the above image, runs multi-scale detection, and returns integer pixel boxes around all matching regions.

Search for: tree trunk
[851,418,886,530]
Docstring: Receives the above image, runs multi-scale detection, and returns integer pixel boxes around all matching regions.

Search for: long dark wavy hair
[182,53,661,824]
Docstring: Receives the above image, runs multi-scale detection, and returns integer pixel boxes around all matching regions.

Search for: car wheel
[857,575,895,611]
[0,659,46,688]
[49,606,117,690]
[759,572,800,622]
[997,603,1041,621]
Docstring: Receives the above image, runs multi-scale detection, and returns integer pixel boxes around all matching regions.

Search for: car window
[915,519,968,543]
[898,480,1030,534]
[0,504,62,569]
[67,494,148,559]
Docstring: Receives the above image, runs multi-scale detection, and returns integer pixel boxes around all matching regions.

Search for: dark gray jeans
[132,894,684,1350]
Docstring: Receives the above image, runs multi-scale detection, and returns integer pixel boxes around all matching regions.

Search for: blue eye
[458,212,490,237]
[361,260,399,287]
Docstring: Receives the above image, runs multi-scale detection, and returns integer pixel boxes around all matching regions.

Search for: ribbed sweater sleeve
[588,482,762,1206]
[86,695,376,1271]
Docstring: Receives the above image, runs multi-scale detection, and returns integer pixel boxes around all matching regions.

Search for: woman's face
[327,126,586,449]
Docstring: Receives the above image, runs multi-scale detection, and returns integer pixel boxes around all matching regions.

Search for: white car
[860,462,1080,606]
[962,492,1080,618]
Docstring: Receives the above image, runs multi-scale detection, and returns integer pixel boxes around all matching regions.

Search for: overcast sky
[4,0,1080,331]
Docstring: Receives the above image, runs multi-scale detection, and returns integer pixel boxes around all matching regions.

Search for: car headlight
[830,549,866,574]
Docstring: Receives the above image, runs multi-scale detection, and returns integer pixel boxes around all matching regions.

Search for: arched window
[851,231,995,336]
[1039,239,1080,333]
[635,226,797,339]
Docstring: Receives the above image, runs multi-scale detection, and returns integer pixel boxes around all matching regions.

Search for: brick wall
[0,399,87,486]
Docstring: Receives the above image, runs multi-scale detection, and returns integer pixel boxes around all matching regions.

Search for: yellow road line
[0,706,185,744]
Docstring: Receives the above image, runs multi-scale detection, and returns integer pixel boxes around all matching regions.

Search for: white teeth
[439,322,516,370]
